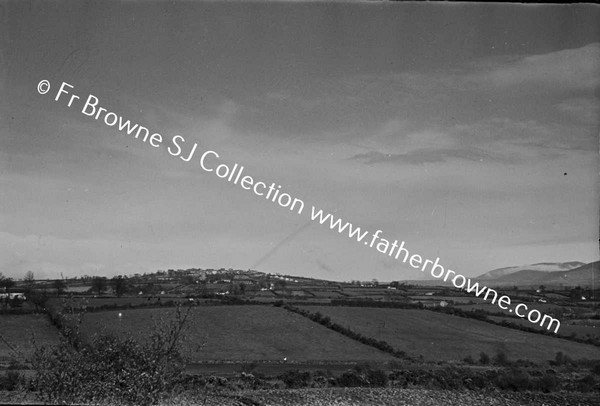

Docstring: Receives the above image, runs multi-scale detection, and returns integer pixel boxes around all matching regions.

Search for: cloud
[477,43,600,91]
[225,43,600,147]
[351,147,510,165]
[452,117,597,153]
[350,43,600,97]
[556,97,600,124]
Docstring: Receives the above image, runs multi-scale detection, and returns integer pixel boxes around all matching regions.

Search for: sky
[1,1,599,282]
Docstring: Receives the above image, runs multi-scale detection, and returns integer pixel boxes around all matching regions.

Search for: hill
[542,261,600,285]
[480,261,599,287]
[477,262,585,280]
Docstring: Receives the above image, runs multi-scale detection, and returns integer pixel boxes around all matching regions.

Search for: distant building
[0,292,26,300]
[233,275,254,284]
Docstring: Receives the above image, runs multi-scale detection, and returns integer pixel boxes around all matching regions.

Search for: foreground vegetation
[0,301,598,405]
[1,268,599,404]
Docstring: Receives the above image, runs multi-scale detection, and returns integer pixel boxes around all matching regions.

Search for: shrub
[0,371,23,391]
[311,370,334,388]
[532,373,559,393]
[493,350,510,366]
[576,374,596,392]
[336,370,364,387]
[7,359,23,370]
[387,360,401,369]
[280,370,312,389]
[32,305,192,405]
[552,351,572,366]
[495,367,531,392]
[427,366,465,390]
[479,351,490,365]
[463,373,489,390]
[335,365,388,388]
[366,368,389,387]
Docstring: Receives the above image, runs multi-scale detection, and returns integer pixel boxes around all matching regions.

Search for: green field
[488,315,600,340]
[0,314,61,363]
[77,305,395,363]
[298,306,600,363]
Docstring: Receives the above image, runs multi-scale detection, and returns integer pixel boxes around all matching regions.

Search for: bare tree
[24,271,35,292]
[28,289,49,312]
[110,276,129,297]
[0,273,15,291]
[91,277,107,295]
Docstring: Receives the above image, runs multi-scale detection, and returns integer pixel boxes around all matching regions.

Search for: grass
[298,306,600,363]
[488,315,600,340]
[0,314,61,363]
[76,305,395,362]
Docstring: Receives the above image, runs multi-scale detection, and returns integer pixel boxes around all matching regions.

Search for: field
[298,306,600,363]
[0,314,61,364]
[77,305,395,363]
[2,300,599,404]
[488,315,600,340]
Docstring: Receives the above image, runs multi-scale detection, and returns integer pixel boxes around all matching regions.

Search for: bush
[552,351,572,366]
[437,367,463,390]
[495,367,531,392]
[463,373,489,390]
[576,374,596,392]
[366,368,389,387]
[493,350,510,366]
[532,373,559,393]
[0,371,23,391]
[479,351,490,365]
[336,370,364,387]
[335,365,388,388]
[32,305,192,405]
[280,370,312,389]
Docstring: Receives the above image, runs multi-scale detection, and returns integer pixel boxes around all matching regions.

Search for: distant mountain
[477,261,599,287]
[477,262,585,280]
[541,261,600,286]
